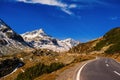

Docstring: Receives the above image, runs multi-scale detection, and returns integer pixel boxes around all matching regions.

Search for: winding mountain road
[76,58,120,80]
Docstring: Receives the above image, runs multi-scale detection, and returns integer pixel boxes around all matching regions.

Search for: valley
[0,19,120,80]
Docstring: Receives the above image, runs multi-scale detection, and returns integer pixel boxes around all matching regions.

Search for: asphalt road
[76,58,120,80]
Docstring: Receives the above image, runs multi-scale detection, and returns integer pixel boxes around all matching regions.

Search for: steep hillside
[68,38,101,54]
[22,29,79,52]
[69,27,120,54]
[0,19,30,55]
[94,27,120,54]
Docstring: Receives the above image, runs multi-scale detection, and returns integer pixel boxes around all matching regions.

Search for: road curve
[77,58,120,80]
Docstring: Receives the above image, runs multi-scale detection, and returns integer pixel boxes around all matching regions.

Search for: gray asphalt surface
[80,58,120,80]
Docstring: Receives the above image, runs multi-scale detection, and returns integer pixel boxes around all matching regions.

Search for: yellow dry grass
[1,50,120,80]
[34,63,76,80]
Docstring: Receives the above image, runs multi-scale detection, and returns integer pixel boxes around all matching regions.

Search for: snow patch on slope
[22,29,80,52]
[0,19,30,55]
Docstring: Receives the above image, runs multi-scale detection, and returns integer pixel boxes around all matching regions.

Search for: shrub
[15,62,64,80]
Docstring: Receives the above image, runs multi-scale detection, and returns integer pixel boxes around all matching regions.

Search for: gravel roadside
[56,62,85,80]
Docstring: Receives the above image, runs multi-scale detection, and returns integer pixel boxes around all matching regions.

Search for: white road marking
[113,71,120,76]
[76,60,95,80]
[106,64,109,67]
[76,62,88,80]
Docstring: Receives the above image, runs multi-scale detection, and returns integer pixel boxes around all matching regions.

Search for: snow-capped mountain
[22,29,80,52]
[0,19,30,55]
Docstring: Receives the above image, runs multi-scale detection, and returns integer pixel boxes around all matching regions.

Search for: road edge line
[76,61,90,80]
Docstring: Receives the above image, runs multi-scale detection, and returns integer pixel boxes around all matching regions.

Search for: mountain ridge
[0,19,30,55]
[69,27,120,54]
[21,28,80,52]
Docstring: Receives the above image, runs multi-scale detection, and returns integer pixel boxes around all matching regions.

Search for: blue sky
[0,0,120,42]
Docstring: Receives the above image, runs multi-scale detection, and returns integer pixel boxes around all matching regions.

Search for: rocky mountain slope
[21,29,79,52]
[0,19,30,55]
[69,27,120,54]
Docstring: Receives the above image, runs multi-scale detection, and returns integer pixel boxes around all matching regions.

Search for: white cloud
[16,0,108,16]
[61,8,73,15]
[17,0,67,7]
[69,4,77,8]
[16,0,77,15]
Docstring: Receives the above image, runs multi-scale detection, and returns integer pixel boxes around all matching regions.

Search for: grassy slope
[94,27,120,54]
[69,27,120,54]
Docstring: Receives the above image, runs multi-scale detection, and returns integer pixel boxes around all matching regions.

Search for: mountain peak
[31,28,45,34]
[64,38,73,41]
[22,28,80,52]
[21,28,49,40]
[34,28,47,36]
[38,28,44,33]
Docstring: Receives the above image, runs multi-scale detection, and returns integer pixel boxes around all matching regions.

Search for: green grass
[94,27,120,54]
[15,62,65,80]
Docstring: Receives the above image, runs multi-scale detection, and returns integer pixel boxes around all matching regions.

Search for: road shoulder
[56,62,87,80]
